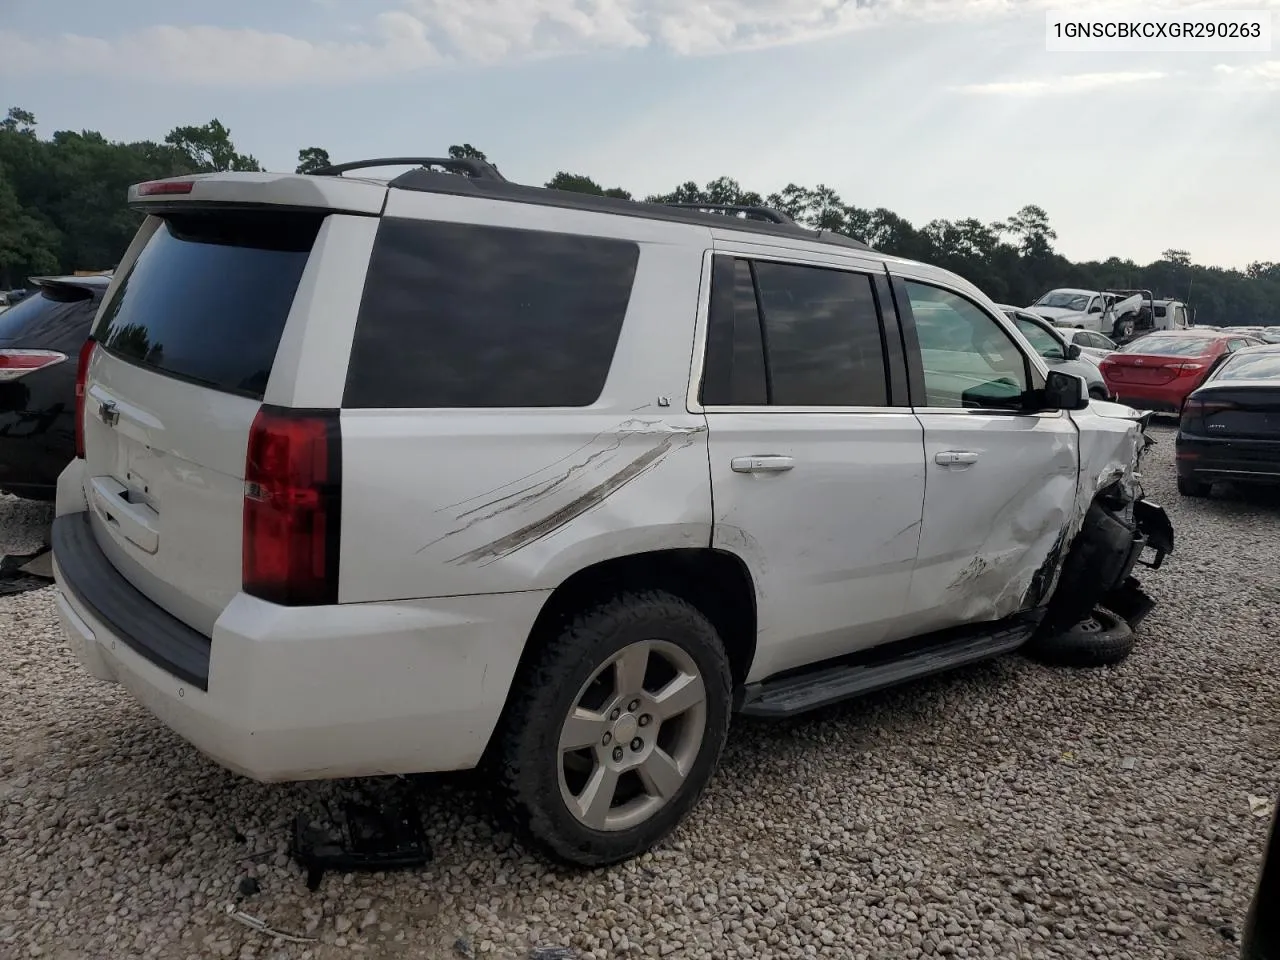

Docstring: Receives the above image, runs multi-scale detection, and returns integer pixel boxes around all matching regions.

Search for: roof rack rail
[310,157,507,182]
[661,202,795,225]
[356,157,871,251]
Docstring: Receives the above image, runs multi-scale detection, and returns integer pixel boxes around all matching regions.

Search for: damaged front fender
[1034,403,1175,637]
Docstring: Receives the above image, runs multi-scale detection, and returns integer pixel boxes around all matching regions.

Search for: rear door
[80,208,335,634]
[892,274,1079,635]
[698,250,925,680]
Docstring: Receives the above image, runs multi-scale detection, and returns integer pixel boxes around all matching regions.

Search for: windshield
[1214,352,1280,381]
[1033,291,1091,311]
[1120,336,1217,357]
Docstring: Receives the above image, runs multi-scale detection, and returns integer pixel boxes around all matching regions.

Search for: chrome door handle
[935,451,980,466]
[731,455,795,474]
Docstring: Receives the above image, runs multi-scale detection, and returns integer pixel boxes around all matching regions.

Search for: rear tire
[1088,386,1108,401]
[494,590,732,867]
[1178,477,1211,498]
[1025,608,1134,668]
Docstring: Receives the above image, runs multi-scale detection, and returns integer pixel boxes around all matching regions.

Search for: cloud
[2,0,1278,86]
[1213,60,1280,89]
[954,71,1168,95]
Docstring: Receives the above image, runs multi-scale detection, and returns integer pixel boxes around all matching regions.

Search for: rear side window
[700,258,767,406]
[754,262,888,406]
[94,212,321,399]
[701,258,889,407]
[344,219,639,408]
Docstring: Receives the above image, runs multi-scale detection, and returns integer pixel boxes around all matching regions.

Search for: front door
[698,252,926,682]
[892,276,1080,638]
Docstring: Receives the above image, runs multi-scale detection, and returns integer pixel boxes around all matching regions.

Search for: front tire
[495,590,732,866]
[1025,608,1134,668]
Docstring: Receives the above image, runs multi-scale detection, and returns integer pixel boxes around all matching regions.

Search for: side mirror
[1067,343,1083,360]
[1089,304,1103,313]
[1042,369,1090,411]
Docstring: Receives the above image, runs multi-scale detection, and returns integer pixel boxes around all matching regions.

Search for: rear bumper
[53,510,548,781]
[1106,388,1184,414]
[1177,434,1280,485]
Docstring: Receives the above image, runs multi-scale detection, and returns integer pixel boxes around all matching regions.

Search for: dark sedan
[1176,343,1280,497]
[0,275,110,500]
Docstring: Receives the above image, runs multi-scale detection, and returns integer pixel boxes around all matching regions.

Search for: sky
[1,0,1277,270]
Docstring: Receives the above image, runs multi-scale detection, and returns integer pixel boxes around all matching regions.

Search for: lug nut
[602,732,612,746]
[612,746,624,762]
[630,738,643,752]
[638,714,652,727]
[609,708,621,721]
[628,699,641,712]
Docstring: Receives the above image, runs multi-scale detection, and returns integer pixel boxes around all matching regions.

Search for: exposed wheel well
[530,549,756,686]
[483,549,757,763]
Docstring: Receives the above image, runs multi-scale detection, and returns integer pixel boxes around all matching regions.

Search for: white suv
[52,158,1173,866]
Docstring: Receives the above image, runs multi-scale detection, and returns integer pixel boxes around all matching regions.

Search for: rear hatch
[1104,354,1182,386]
[81,208,323,634]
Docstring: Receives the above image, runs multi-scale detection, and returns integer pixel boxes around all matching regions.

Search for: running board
[738,620,1036,719]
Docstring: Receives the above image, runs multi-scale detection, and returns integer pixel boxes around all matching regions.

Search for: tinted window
[906,282,1029,409]
[701,258,767,406]
[0,286,95,344]
[751,261,887,406]
[95,212,320,399]
[345,219,638,408]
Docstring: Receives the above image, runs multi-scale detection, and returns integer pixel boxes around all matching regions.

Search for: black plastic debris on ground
[291,791,432,891]
[0,546,53,597]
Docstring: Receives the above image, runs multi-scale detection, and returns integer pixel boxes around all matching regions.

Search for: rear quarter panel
[337,196,716,603]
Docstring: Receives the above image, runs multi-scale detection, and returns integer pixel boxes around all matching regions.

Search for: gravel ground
[2,425,1278,960]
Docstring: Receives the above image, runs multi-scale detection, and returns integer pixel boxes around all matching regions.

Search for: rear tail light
[73,339,96,459]
[1171,362,1205,375]
[0,349,68,382]
[1181,397,1238,429]
[242,406,341,606]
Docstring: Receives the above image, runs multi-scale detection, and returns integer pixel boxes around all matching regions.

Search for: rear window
[0,285,94,343]
[1216,353,1280,381]
[1120,336,1216,357]
[344,218,639,408]
[93,212,321,399]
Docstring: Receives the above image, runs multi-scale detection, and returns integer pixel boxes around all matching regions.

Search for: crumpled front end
[1033,403,1173,635]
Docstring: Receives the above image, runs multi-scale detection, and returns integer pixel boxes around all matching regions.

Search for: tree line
[1,108,1275,326]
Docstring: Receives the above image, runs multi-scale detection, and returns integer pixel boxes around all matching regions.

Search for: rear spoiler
[128,172,387,216]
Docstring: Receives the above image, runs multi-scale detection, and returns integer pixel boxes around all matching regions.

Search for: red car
[1100,331,1266,413]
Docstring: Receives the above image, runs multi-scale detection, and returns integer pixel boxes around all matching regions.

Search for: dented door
[905,410,1078,633]
[894,277,1079,636]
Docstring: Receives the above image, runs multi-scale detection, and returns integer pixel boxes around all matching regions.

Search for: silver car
[999,305,1111,401]
[1057,326,1117,361]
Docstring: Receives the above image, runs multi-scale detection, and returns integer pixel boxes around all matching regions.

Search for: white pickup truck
[1027,288,1146,340]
